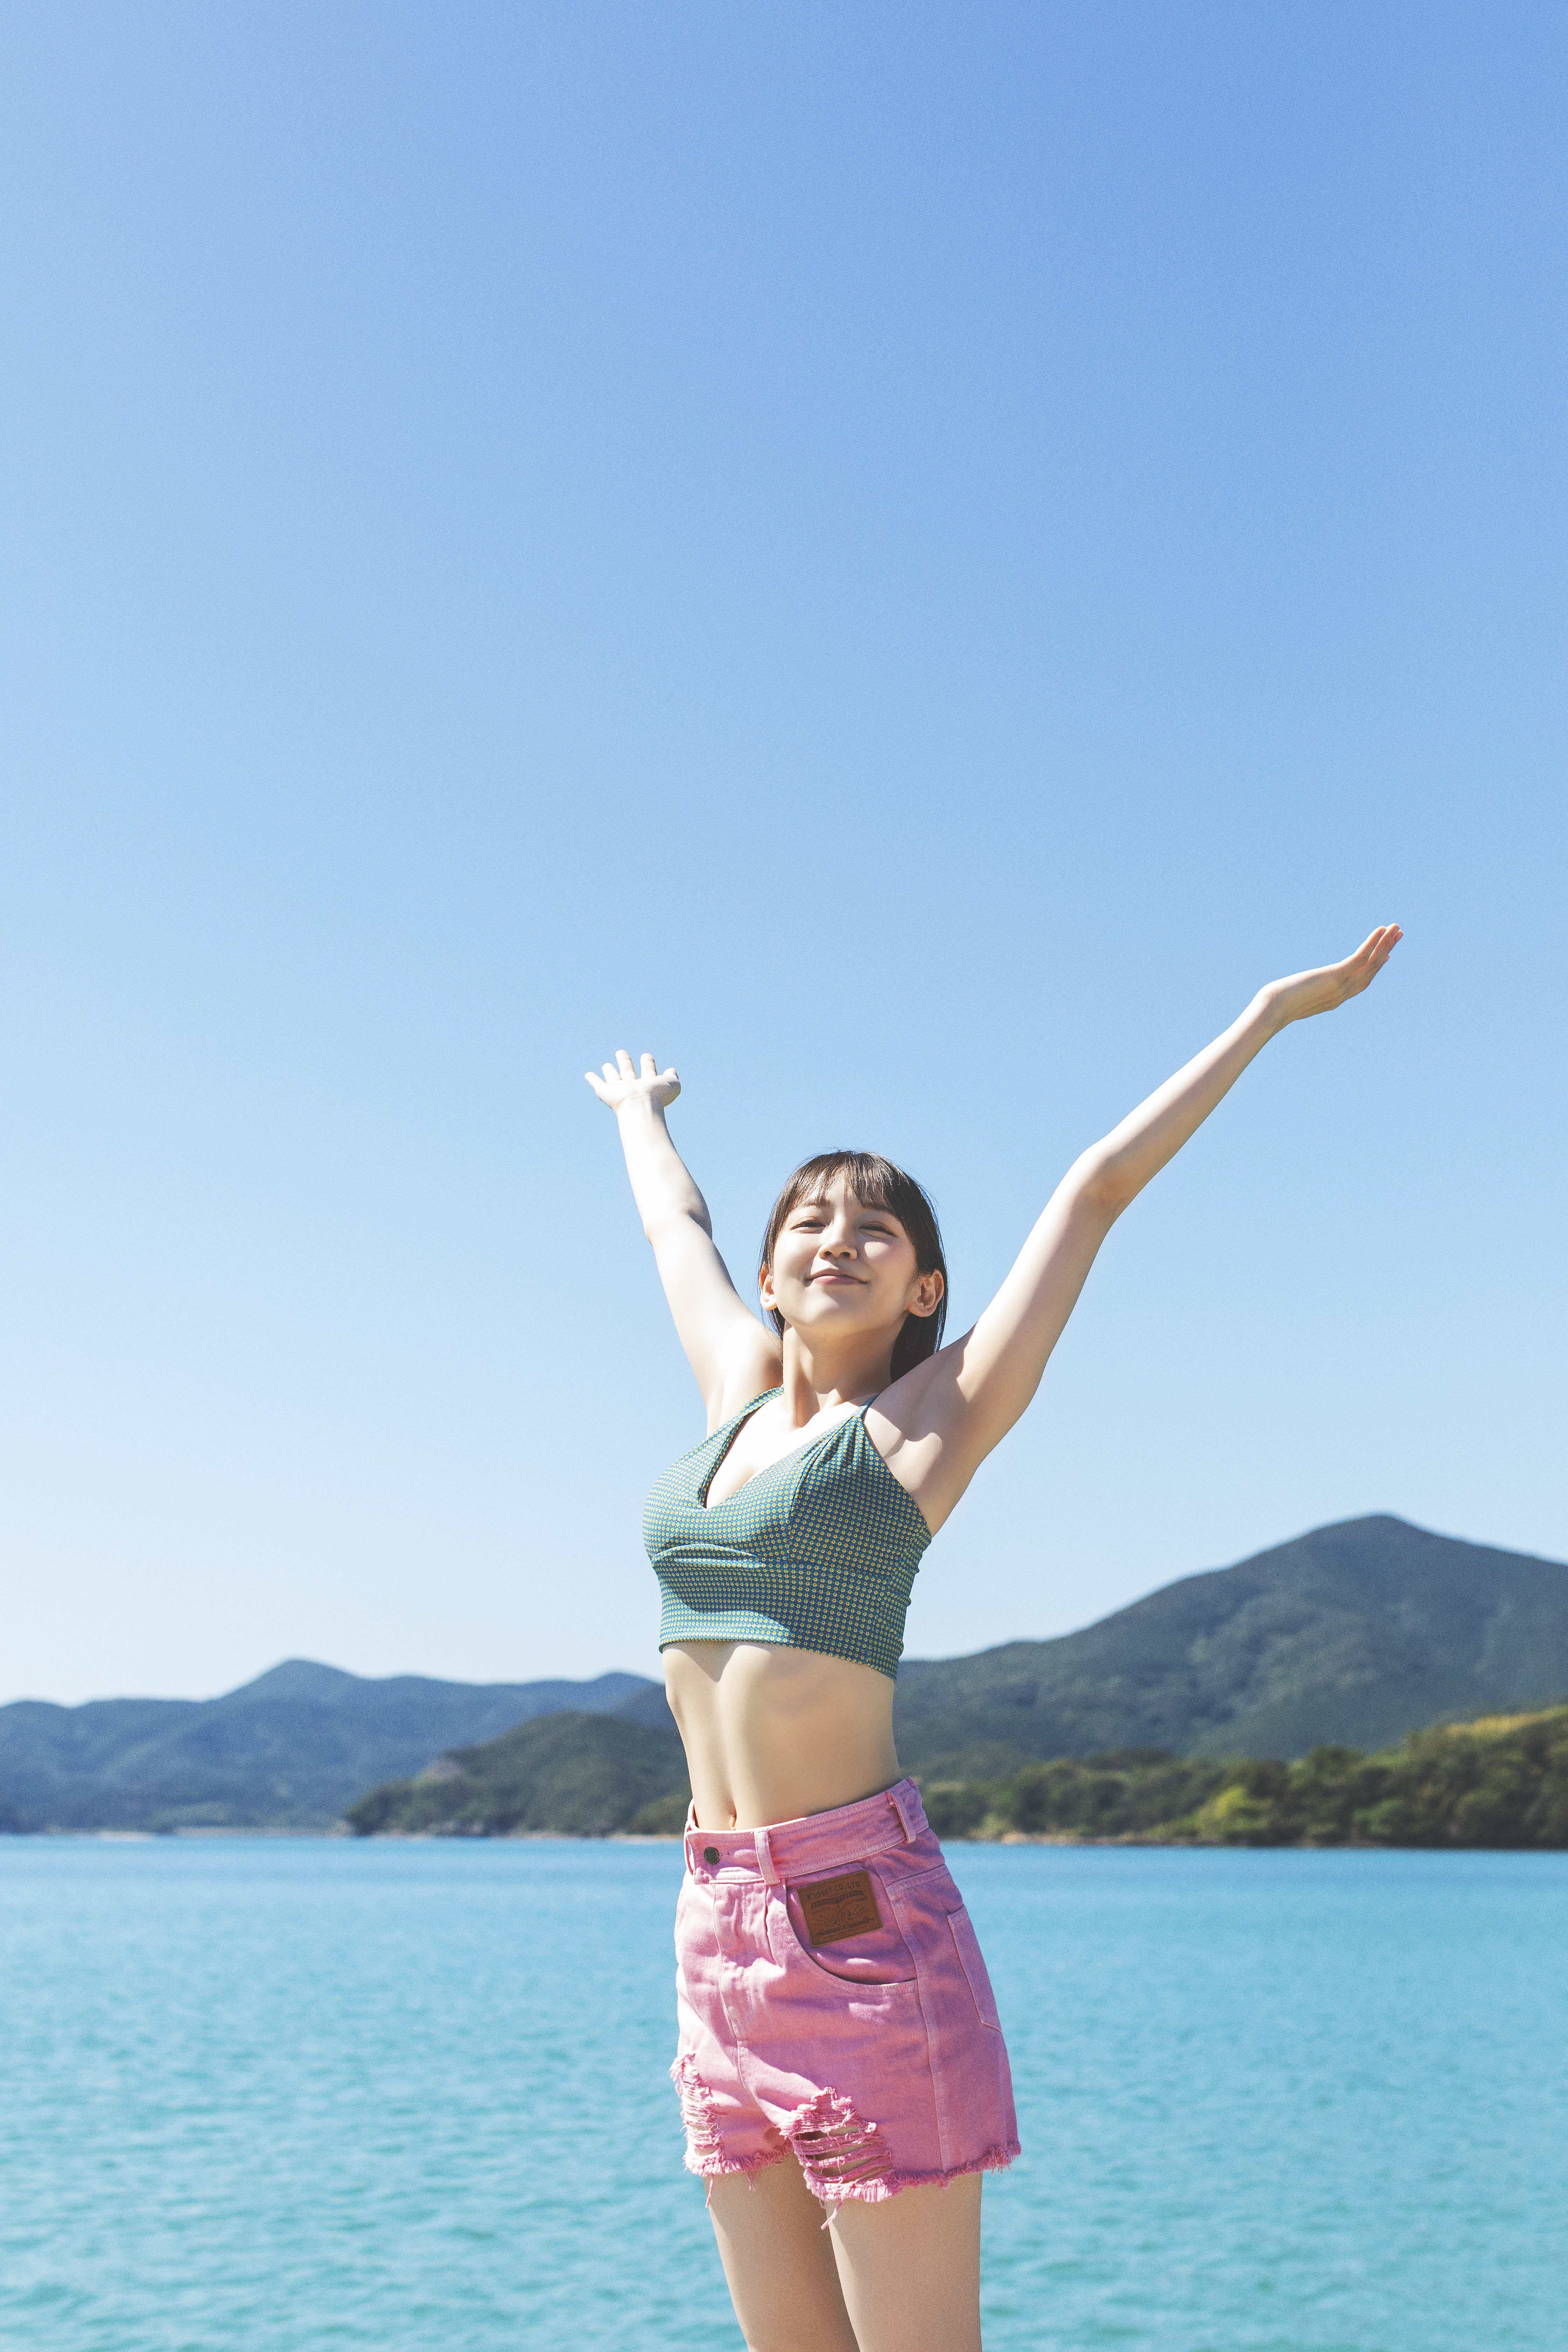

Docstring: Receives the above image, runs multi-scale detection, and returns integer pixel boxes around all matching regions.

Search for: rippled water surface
[2,1837,1565,2350]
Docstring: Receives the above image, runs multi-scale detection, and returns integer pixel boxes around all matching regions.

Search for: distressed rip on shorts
[670,1776,1021,2212]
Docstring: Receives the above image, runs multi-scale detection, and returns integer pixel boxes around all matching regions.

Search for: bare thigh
[828,2173,982,2352]
[706,2160,982,2352]
[706,2159,859,2352]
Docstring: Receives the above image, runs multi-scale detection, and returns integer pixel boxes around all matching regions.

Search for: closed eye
[790,1213,897,1234]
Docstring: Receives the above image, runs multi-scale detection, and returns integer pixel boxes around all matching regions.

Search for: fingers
[1333,924,1402,1002]
[1338,925,1401,985]
[1362,923,1402,977]
[584,1050,677,1102]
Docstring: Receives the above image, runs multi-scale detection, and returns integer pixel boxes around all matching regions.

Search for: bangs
[774,1152,909,1225]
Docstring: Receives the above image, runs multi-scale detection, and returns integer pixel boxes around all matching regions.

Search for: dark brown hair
[758,1151,948,1382]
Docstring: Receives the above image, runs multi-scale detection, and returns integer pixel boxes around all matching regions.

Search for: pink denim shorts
[671,1776,1020,2210]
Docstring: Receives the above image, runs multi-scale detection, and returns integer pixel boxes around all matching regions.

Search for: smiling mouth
[811,1270,862,1286]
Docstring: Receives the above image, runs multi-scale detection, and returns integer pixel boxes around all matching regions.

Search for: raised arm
[586,1051,779,1426]
[895,927,1402,1524]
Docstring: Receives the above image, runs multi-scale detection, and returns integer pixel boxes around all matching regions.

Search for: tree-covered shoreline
[917,1706,1568,1848]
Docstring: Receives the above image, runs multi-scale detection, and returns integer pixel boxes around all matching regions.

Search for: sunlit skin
[587,923,1401,2352]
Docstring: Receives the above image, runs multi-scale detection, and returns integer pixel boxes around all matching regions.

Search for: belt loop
[754,1825,779,1884]
[888,1783,918,1843]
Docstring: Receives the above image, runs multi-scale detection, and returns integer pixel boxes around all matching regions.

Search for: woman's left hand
[1261,924,1403,1028]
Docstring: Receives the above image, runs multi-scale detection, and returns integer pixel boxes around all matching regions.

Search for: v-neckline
[697,1390,866,1513]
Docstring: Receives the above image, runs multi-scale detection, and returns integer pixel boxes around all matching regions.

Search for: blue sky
[3,3,1563,1705]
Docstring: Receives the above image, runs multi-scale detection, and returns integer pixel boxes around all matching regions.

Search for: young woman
[587,924,1400,2352]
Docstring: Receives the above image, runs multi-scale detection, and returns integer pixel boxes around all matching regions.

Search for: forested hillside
[893,1516,1568,1773]
[345,1712,687,1838]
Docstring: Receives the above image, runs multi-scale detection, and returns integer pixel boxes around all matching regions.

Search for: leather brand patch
[797,1869,883,1947]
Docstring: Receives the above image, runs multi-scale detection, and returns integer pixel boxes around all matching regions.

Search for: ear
[906,1267,945,1321]
[758,1266,778,1317]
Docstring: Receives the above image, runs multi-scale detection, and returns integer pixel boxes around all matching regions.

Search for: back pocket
[946,1907,1002,2030]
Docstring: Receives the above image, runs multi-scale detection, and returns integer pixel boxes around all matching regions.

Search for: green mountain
[345,1712,688,1838]
[893,1516,1568,1773]
[0,1660,664,1831]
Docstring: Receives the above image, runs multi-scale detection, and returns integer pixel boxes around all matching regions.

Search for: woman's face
[760,1172,943,1352]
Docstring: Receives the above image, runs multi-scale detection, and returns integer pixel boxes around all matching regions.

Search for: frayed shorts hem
[684,2135,1022,2210]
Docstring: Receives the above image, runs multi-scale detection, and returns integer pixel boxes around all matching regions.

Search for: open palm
[584,1048,682,1113]
[1266,925,1402,1026]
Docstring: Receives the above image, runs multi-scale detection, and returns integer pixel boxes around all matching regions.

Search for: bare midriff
[663,1640,902,1831]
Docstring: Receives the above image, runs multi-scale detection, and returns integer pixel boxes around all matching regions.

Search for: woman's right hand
[584,1048,682,1115]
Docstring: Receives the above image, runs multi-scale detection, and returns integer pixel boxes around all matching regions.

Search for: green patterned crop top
[642,1388,933,1682]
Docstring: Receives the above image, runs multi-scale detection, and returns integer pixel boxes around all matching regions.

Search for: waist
[680,1776,930,1882]
[665,1638,900,1830]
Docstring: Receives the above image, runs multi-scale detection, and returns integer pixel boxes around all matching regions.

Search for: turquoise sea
[2,1837,1565,2351]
